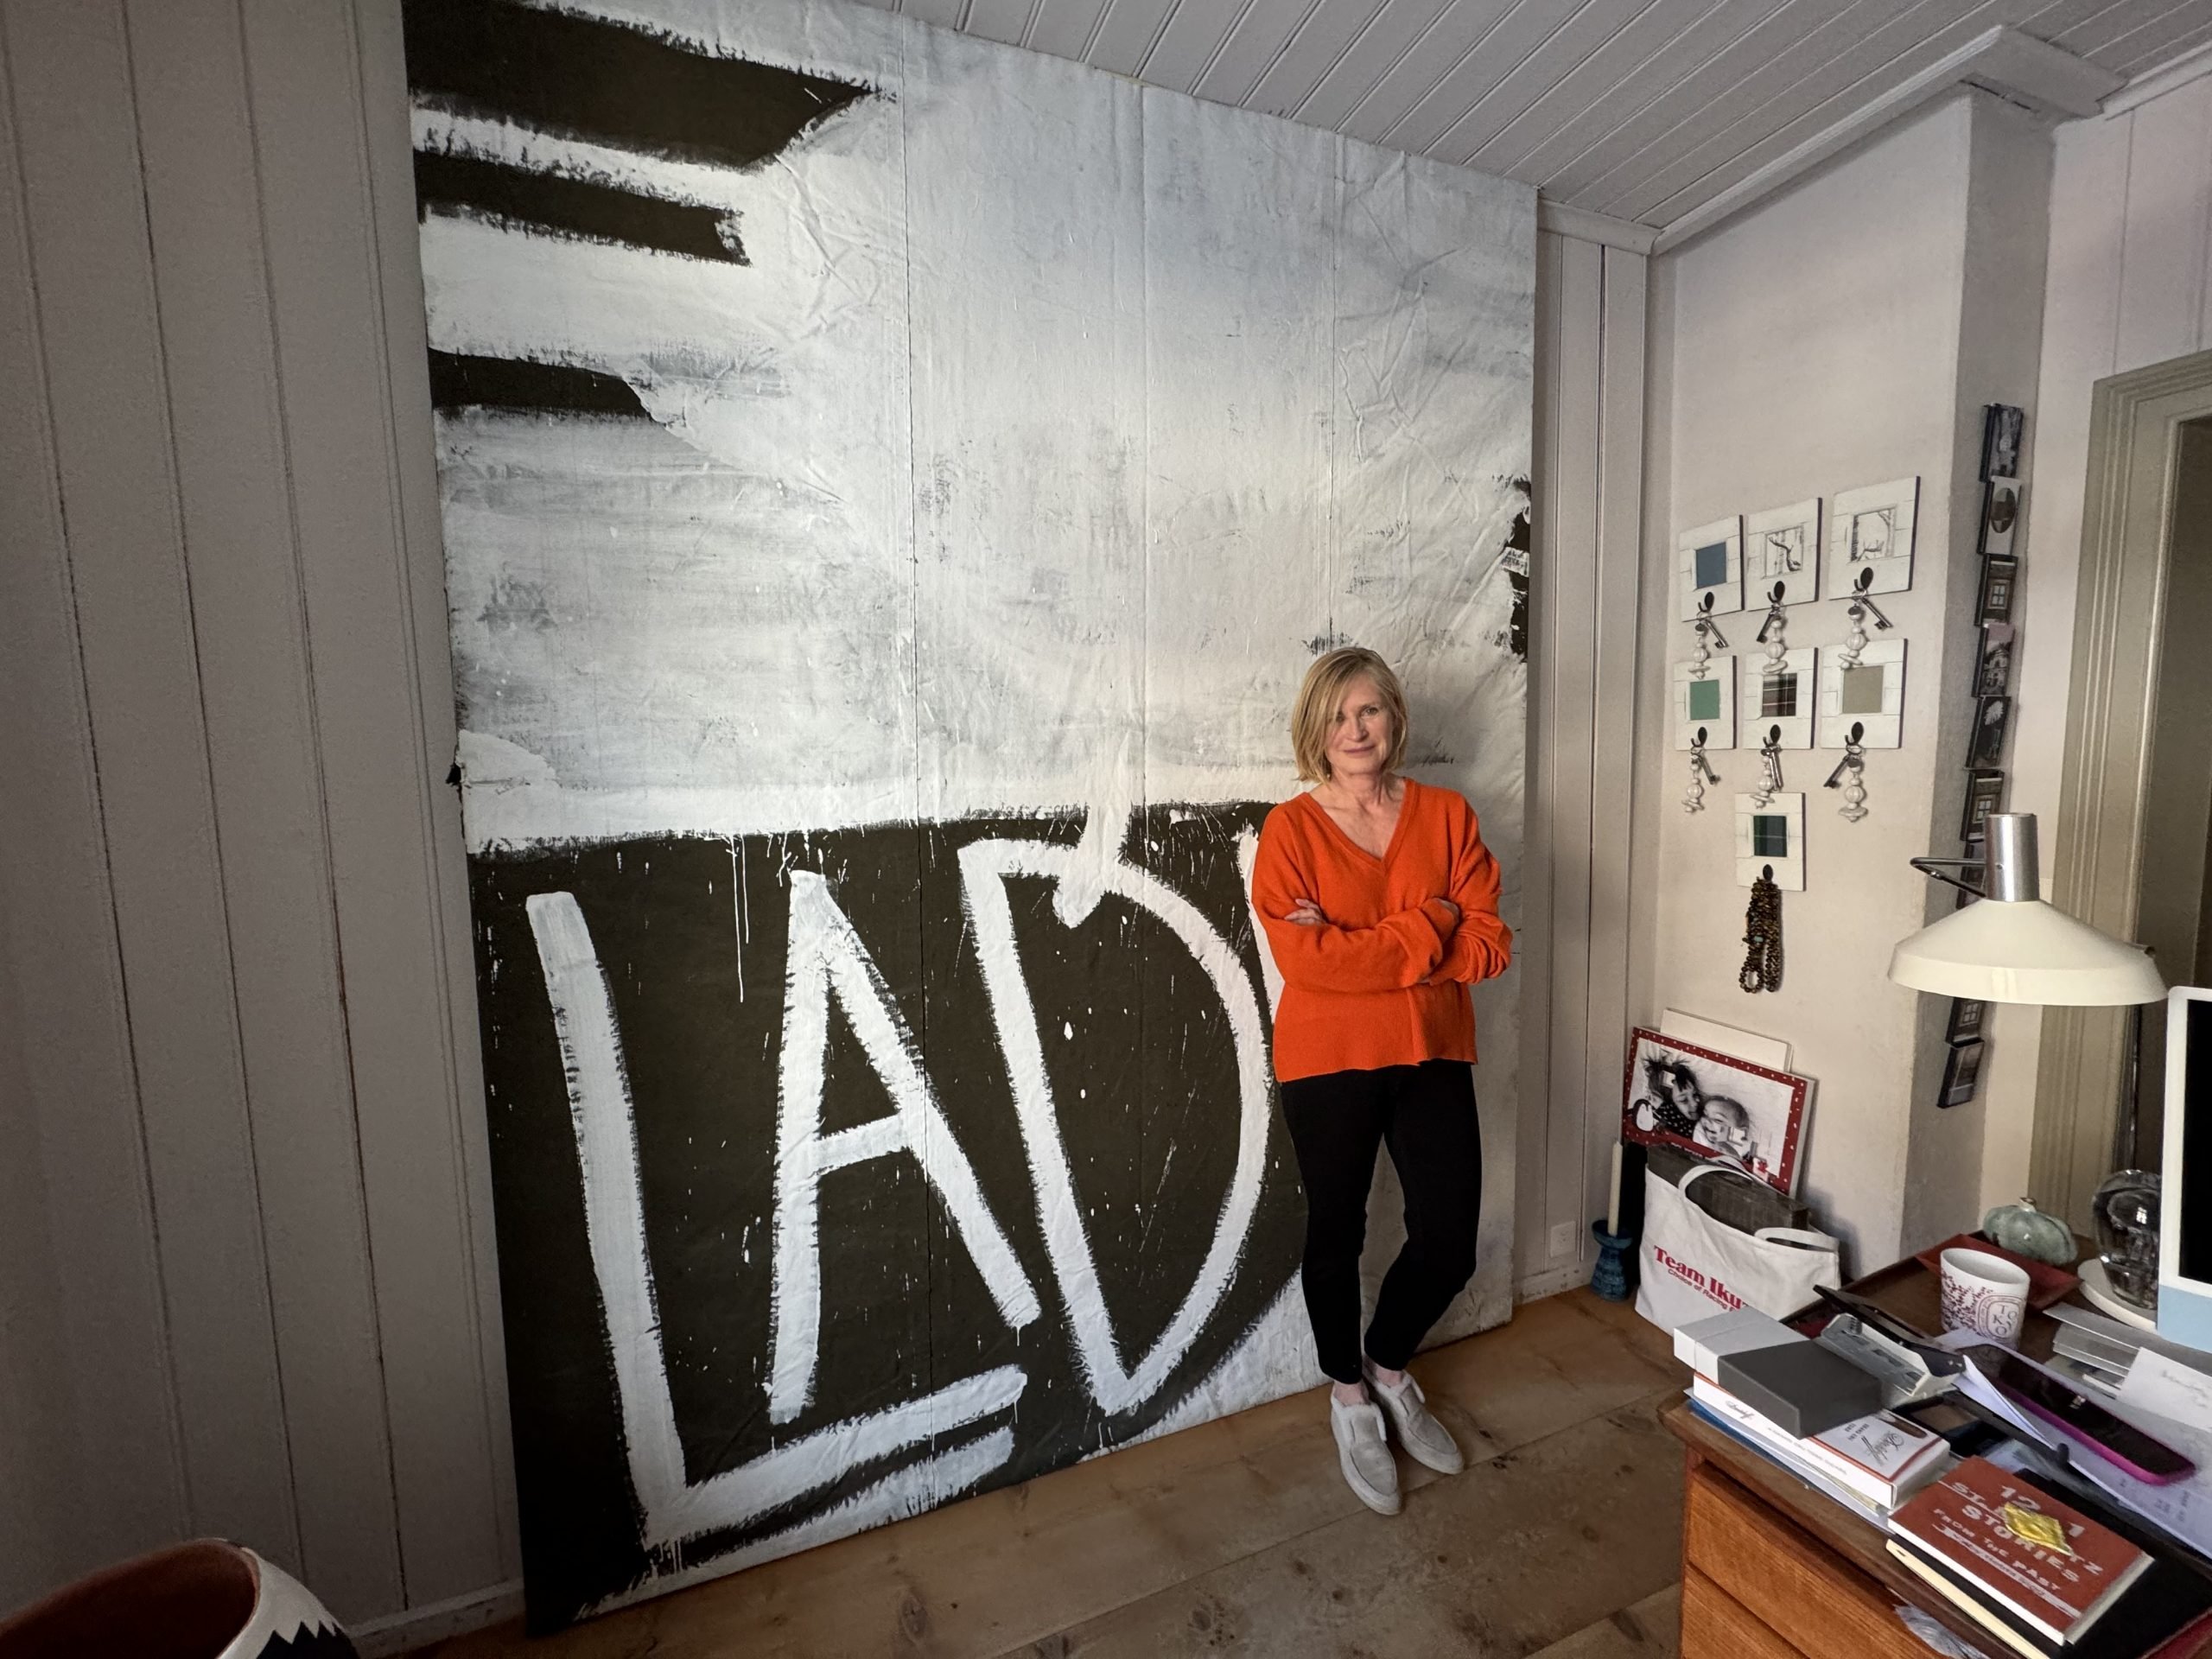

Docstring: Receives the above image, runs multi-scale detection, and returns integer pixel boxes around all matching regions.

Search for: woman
[1250,646,1512,1516]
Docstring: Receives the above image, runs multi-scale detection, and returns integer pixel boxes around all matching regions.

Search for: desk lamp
[1891,815,2165,1005]
[1889,813,2166,1317]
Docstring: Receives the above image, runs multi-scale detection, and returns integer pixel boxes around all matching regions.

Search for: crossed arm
[1251,817,1512,995]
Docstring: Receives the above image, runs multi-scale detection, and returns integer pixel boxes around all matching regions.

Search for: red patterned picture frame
[1620,1027,1811,1196]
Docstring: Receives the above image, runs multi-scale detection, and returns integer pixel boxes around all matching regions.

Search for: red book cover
[1891,1456,2151,1642]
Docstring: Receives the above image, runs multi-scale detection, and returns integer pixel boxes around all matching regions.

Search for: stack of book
[1676,1308,1951,1522]
[1885,1456,2202,1657]
[1692,1376,1950,1517]
[1674,1308,2212,1656]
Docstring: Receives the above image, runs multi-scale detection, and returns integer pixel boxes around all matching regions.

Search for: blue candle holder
[1590,1221,1636,1302]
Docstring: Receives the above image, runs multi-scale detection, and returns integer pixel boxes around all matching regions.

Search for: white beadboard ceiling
[861,0,2212,242]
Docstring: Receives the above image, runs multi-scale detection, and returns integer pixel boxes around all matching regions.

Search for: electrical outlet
[1548,1221,1576,1259]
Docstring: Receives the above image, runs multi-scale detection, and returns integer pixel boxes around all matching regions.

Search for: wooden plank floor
[415,1291,1688,1658]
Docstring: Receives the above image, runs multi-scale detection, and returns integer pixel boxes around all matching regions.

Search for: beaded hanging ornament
[1681,598,1730,814]
[1750,728,1784,807]
[1683,731,1721,813]
[1823,724,1870,822]
[1691,593,1731,666]
[1834,568,1893,671]
[1753,582,1789,662]
[1740,871,1783,994]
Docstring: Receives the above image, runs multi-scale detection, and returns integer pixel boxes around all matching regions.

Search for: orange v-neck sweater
[1251,778,1513,1083]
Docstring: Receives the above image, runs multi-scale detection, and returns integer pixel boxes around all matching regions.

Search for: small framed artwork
[1824,477,1917,599]
[1939,1038,1986,1109]
[1980,404,2024,481]
[1623,1027,1811,1192]
[1736,791,1805,891]
[1947,997,1987,1045]
[1741,646,1816,749]
[1744,499,1821,608]
[1962,768,2005,841]
[1967,695,2011,769]
[1979,554,2020,626]
[1976,622,2015,697]
[1678,516,1745,620]
[1674,656,1737,751]
[1980,477,2021,558]
[1819,639,1906,748]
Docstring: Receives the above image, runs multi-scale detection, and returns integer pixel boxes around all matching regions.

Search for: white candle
[1606,1141,1624,1237]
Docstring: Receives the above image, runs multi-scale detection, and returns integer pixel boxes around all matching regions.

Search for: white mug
[1939,1247,2031,1342]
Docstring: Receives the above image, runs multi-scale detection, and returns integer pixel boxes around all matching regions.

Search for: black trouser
[1279,1059,1483,1386]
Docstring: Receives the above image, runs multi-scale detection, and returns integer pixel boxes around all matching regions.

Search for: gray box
[1718,1338,1884,1440]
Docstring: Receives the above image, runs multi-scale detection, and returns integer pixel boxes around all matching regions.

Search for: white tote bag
[1635,1164,1841,1330]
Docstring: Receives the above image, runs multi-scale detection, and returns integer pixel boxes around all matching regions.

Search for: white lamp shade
[1889,898,2166,1005]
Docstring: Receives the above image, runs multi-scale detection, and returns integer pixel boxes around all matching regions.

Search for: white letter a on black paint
[768,871,1041,1423]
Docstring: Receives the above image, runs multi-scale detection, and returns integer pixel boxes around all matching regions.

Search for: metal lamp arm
[1909,855,1986,899]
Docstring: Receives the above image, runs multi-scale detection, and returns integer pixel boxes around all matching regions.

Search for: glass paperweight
[2091,1167,2162,1312]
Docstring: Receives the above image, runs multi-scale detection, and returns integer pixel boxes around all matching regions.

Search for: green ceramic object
[1981,1197,2075,1267]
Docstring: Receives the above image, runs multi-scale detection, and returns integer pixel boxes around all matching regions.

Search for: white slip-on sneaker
[1363,1363,1465,1476]
[1329,1395,1402,1516]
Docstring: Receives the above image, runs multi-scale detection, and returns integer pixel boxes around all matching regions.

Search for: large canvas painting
[402,0,1533,1627]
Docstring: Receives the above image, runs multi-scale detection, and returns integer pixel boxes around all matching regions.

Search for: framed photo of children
[1621,1027,1811,1196]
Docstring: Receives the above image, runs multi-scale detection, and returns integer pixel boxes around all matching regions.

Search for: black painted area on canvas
[469,808,1301,1628]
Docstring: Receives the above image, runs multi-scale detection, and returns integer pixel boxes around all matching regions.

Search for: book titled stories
[1890,1456,2151,1645]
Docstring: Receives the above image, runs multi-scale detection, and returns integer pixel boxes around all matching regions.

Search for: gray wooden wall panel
[1584,247,1646,1238]
[1541,235,1604,1268]
[1141,0,1245,87]
[123,0,408,1619]
[5,0,301,1566]
[1516,230,1565,1288]
[1375,0,1573,153]
[1626,0,2044,223]
[0,16,188,1608]
[1343,0,1518,146]
[1471,0,1722,176]
[2079,0,2212,62]
[1514,226,1646,1301]
[1022,0,1115,62]
[1194,0,1320,105]
[1541,0,1839,203]
[1431,0,1648,166]
[1593,0,1930,217]
[0,1021,65,1603]
[1253,0,1455,124]
[238,0,512,1607]
[1089,0,1180,73]
[353,0,524,1586]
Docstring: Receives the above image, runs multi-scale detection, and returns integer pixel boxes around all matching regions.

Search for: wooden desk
[1663,1293,2212,1658]
[1667,1400,2017,1656]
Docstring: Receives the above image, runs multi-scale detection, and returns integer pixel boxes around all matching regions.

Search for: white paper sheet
[1958,1349,2212,1559]
[1660,1008,1791,1070]
[2122,1349,2212,1434]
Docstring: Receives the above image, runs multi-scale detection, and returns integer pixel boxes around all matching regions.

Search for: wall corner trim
[1538,199,1658,255]
[1649,28,2113,257]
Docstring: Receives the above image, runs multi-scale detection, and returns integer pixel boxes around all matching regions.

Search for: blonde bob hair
[1290,647,1410,783]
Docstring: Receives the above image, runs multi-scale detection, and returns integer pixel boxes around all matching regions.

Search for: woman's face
[1325,676,1393,780]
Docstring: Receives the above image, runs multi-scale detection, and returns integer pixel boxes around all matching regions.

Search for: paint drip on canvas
[402,0,1532,1627]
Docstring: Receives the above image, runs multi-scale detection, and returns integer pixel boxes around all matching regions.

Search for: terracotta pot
[0,1540,352,1659]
